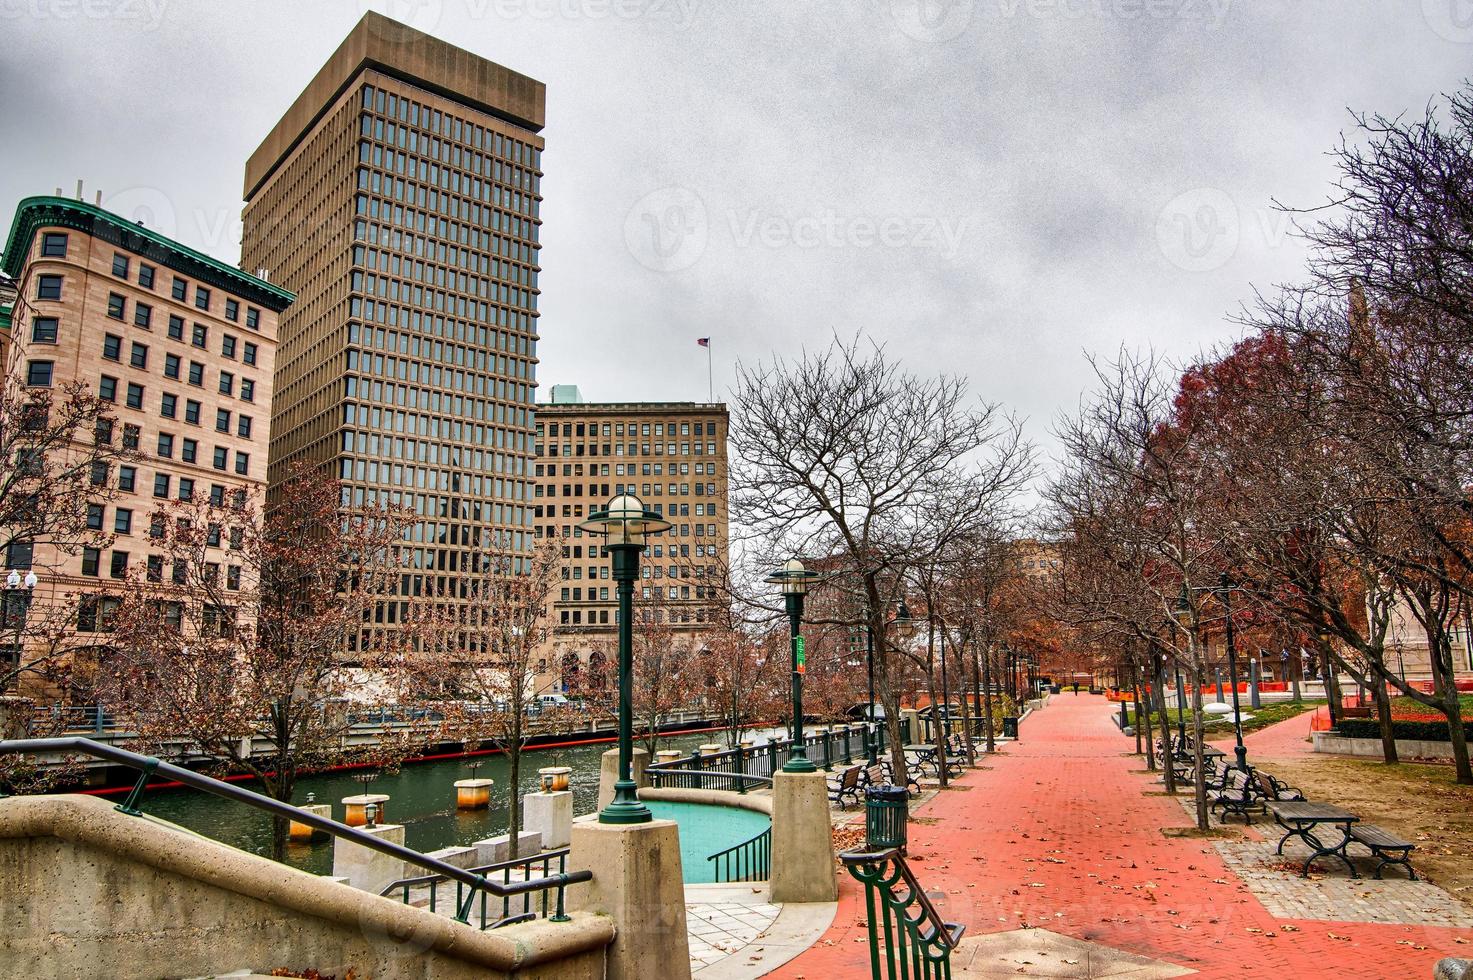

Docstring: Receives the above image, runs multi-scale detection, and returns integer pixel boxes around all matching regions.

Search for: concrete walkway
[767,693,1473,979]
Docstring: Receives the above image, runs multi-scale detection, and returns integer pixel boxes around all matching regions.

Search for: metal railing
[645,723,882,790]
[0,737,590,928]
[380,847,575,929]
[707,825,771,883]
[841,846,965,980]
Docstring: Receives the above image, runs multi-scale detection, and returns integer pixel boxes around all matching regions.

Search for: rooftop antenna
[75,179,83,201]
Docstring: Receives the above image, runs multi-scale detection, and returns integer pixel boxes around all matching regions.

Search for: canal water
[134,731,737,876]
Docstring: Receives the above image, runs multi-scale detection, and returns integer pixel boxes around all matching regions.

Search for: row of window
[538,461,720,478]
[79,546,242,590]
[95,299,260,363]
[541,421,720,438]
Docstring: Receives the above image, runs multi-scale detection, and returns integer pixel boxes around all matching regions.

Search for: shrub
[1336,718,1452,742]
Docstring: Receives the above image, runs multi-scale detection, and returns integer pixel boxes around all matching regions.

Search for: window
[161,393,177,418]
[171,277,187,301]
[171,560,187,585]
[182,438,198,463]
[191,323,207,348]
[118,466,136,492]
[185,400,201,425]
[227,565,241,590]
[188,361,204,386]
[150,514,165,539]
[147,555,163,582]
[153,473,170,498]
[81,548,100,577]
[30,317,58,343]
[245,307,260,330]
[221,335,236,359]
[125,383,144,410]
[138,264,155,289]
[111,254,129,278]
[77,596,120,632]
[5,540,33,571]
[178,477,194,501]
[213,446,227,470]
[219,371,234,395]
[209,484,225,506]
[86,503,104,531]
[225,298,239,321]
[242,342,258,366]
[164,353,180,379]
[129,342,148,369]
[194,286,210,311]
[206,524,221,547]
[25,361,53,387]
[103,334,122,360]
[240,379,255,402]
[167,315,184,340]
[95,419,113,445]
[109,551,129,579]
[114,508,132,534]
[215,408,230,432]
[133,303,152,328]
[41,233,67,257]
[237,416,253,438]
[157,432,174,458]
[122,424,139,450]
[234,452,249,475]
[107,293,125,320]
[36,275,62,300]
[98,375,117,402]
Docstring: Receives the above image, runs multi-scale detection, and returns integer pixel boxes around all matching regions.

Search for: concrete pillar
[568,819,690,980]
[332,822,406,893]
[288,803,332,842]
[900,708,921,746]
[769,770,838,904]
[699,743,722,756]
[1249,659,1262,709]
[341,793,390,827]
[654,749,683,766]
[597,746,649,813]
[524,790,574,848]
[454,778,494,810]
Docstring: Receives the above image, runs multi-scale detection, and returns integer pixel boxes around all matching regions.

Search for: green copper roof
[0,196,294,311]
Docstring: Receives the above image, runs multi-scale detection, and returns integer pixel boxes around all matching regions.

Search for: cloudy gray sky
[3,0,1469,481]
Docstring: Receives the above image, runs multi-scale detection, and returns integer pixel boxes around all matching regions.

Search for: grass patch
[1388,693,1473,719]
[1160,826,1240,840]
[1125,701,1317,736]
[1257,755,1473,910]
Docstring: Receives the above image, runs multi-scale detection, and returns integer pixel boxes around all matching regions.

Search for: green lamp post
[578,493,671,824]
[765,558,823,773]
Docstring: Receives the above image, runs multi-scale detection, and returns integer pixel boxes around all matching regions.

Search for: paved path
[768,693,1471,979]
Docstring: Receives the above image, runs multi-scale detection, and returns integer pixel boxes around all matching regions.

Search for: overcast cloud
[3,0,1470,484]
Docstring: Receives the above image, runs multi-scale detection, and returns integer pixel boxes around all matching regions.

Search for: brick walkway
[767,694,1472,979]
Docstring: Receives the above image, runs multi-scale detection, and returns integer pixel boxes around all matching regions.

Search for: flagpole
[707,340,713,403]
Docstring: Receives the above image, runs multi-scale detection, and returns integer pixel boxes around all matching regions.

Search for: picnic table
[1269,801,1360,878]
[904,744,939,777]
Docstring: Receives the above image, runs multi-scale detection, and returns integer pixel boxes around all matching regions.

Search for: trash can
[865,785,908,853]
[1050,685,1061,695]
[1002,716,1019,739]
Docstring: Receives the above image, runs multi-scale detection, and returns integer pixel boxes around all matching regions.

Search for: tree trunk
[955,644,977,766]
[981,645,996,754]
[1131,667,1144,756]
[1190,651,1208,831]
[508,744,522,853]
[1156,659,1176,794]
[1138,667,1156,772]
[1371,673,1399,765]
[925,622,948,788]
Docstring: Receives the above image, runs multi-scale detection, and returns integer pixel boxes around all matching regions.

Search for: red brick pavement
[1208,703,1321,760]
[766,694,1471,979]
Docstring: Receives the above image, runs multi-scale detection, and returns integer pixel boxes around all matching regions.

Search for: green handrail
[841,847,965,980]
[706,825,771,883]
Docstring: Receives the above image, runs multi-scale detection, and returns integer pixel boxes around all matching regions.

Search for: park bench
[1348,824,1418,880]
[1254,770,1305,802]
[827,764,864,809]
[1210,767,1266,824]
[863,758,921,796]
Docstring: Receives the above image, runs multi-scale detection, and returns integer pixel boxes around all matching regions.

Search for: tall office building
[0,194,290,697]
[241,14,545,650]
[532,389,730,694]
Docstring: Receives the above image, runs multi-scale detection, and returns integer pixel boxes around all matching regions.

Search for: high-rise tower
[242,14,545,650]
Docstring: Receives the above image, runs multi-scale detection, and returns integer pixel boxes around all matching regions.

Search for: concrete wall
[1312,731,1455,760]
[0,795,611,979]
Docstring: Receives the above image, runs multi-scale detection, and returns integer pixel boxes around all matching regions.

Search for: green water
[645,800,771,884]
[130,732,722,876]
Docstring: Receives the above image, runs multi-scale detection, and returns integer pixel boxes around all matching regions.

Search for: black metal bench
[863,758,920,796]
[1210,767,1266,824]
[1254,770,1305,803]
[1348,824,1417,880]
[827,764,863,809]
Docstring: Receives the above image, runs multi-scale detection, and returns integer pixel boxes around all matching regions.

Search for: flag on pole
[697,337,710,347]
